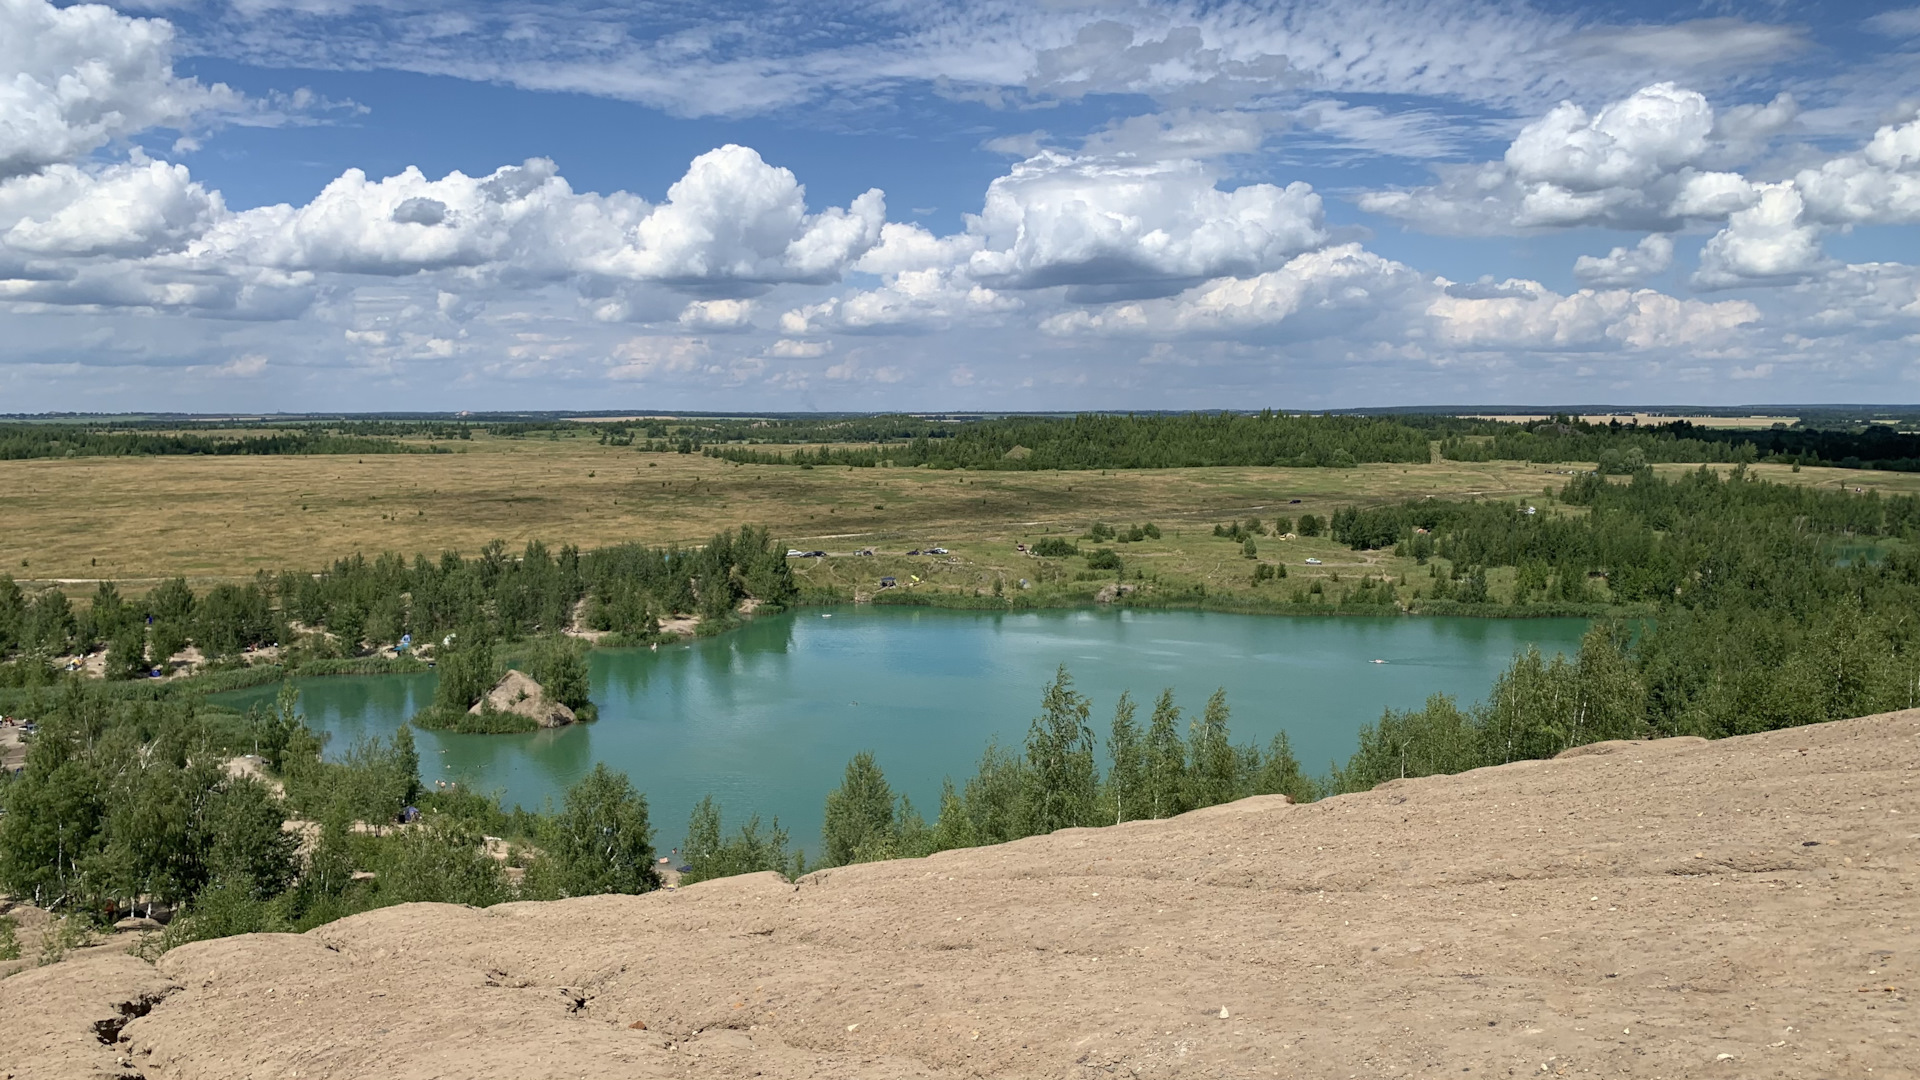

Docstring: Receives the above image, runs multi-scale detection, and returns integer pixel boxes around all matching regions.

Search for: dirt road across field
[4,709,1914,1079]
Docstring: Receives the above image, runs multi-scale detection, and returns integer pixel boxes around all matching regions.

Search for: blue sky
[3,0,1919,412]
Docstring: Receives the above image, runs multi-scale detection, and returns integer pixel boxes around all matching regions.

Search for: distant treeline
[10,411,1918,471]
[704,411,1435,469]
[1441,418,1920,472]
[594,414,953,447]
[683,411,1918,473]
[0,424,431,460]
[0,528,798,695]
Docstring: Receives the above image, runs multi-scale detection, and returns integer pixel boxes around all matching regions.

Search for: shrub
[1031,537,1079,558]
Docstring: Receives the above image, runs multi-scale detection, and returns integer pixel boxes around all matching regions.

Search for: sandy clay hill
[4,710,1914,1079]
[473,670,574,728]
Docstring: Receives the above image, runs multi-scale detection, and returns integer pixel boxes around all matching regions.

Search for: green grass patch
[410,704,539,734]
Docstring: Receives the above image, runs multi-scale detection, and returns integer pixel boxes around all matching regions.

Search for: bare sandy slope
[5,711,1915,1080]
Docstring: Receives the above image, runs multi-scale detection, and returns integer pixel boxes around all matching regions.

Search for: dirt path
[5,709,1915,1079]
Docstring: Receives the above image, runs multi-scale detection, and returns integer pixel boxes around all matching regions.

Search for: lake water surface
[214,607,1587,854]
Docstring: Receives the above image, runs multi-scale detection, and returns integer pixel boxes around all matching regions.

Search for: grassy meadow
[8,427,1919,610]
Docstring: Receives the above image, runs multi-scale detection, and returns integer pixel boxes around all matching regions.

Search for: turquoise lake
[214,607,1588,855]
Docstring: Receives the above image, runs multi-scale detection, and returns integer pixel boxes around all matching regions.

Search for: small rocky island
[471,670,576,728]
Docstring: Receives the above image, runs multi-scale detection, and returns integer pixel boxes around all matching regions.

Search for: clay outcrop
[472,670,574,728]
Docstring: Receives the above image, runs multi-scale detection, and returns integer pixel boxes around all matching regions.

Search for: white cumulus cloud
[1038,244,1418,338]
[782,267,1022,334]
[200,157,596,277]
[1505,83,1715,191]
[582,145,884,287]
[1693,184,1826,288]
[1359,83,1797,234]
[766,337,829,358]
[1,158,222,257]
[1573,234,1675,288]
[1794,114,1920,226]
[965,152,1327,298]
[0,0,239,178]
[1427,278,1760,350]
[678,298,755,330]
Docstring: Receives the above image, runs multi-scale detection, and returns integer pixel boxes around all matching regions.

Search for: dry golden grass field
[5,431,1916,601]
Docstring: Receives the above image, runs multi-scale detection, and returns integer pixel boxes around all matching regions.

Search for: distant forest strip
[666,411,1920,473]
[1440,419,1920,472]
[700,411,1436,469]
[8,411,1919,470]
[0,424,438,460]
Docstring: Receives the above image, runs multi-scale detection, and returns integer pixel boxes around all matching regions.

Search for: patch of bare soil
[656,614,700,637]
[222,755,285,799]
[0,724,26,772]
[5,710,1915,1080]
[563,598,608,643]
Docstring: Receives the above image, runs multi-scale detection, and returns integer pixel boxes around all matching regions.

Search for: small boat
[821,613,833,618]
[1370,659,1386,665]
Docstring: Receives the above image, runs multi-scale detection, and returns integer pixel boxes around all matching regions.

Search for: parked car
[926,547,950,555]
[1304,558,1323,565]
[786,549,805,557]
[805,550,827,558]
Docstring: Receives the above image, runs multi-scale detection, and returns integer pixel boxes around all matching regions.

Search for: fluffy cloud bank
[964,153,1326,296]
[1358,83,1798,234]
[1357,79,1920,295]
[0,0,238,178]
[1795,115,1920,226]
[1,159,222,258]
[0,146,886,319]
[1573,234,1674,288]
[197,146,883,286]
[1029,243,1762,358]
[787,150,1333,332]
[1427,279,1760,351]
[1037,245,1418,339]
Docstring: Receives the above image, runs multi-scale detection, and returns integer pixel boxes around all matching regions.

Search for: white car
[1304,558,1323,565]
[786,549,805,557]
